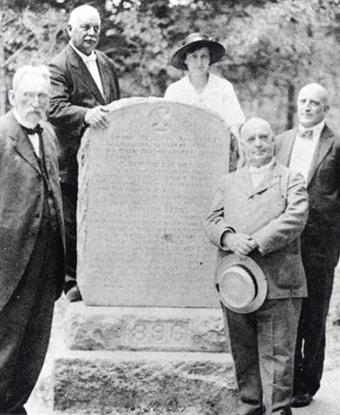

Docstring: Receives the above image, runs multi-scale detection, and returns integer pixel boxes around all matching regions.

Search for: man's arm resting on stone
[84,106,110,129]
[48,62,88,134]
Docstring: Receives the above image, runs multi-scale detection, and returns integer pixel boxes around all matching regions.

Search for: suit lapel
[307,125,334,186]
[234,166,279,198]
[67,44,105,105]
[9,113,41,175]
[97,52,112,105]
[252,175,280,197]
[246,162,280,198]
[40,129,51,174]
[235,167,253,197]
[277,129,297,167]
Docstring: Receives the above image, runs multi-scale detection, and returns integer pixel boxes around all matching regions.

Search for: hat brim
[215,254,268,314]
[171,40,225,70]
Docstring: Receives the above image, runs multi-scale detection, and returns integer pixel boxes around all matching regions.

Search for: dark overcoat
[0,110,65,311]
[48,44,120,185]
[276,124,340,267]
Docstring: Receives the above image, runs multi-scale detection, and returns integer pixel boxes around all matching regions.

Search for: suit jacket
[0,110,66,311]
[276,124,340,266]
[48,44,120,185]
[204,160,308,299]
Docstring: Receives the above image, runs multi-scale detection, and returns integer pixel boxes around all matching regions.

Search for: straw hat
[215,254,268,314]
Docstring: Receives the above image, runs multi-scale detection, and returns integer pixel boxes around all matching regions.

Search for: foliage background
[1,0,340,132]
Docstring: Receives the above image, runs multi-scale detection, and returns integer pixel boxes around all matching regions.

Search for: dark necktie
[21,123,44,159]
[22,124,58,231]
[21,123,43,136]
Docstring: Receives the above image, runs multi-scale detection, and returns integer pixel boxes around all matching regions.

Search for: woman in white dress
[165,33,245,169]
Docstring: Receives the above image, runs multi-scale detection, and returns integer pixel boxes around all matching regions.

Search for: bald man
[205,118,308,415]
[48,4,120,302]
[276,83,340,407]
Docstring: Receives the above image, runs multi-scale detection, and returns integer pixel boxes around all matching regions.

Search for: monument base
[48,304,237,414]
[64,303,229,353]
[53,348,237,415]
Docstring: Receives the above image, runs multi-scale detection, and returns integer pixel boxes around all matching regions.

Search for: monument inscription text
[77,99,230,307]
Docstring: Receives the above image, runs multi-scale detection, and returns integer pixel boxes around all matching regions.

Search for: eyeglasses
[21,92,49,103]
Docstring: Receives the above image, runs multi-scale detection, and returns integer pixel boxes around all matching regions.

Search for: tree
[0,2,67,114]
[3,0,340,130]
[99,0,340,130]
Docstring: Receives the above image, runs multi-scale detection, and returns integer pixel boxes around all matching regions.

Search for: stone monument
[52,98,238,414]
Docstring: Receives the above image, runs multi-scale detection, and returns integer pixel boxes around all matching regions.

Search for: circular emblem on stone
[149,106,172,132]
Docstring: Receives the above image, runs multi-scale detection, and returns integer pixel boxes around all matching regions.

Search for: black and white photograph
[0,1,339,414]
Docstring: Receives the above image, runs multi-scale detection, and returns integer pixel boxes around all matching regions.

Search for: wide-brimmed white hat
[215,254,268,314]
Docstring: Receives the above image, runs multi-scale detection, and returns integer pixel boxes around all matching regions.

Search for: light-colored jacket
[204,159,308,299]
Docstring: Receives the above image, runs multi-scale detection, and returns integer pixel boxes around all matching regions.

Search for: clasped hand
[222,232,258,256]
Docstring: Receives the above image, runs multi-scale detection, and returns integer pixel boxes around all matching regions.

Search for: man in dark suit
[48,4,120,302]
[205,118,308,415]
[0,65,65,415]
[276,83,340,407]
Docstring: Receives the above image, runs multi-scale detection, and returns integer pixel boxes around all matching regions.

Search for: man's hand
[85,106,110,129]
[222,232,258,256]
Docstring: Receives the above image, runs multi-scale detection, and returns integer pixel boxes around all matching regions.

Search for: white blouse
[164,73,245,127]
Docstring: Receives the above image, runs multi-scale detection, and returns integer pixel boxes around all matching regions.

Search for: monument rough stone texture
[53,98,239,414]
[77,98,231,308]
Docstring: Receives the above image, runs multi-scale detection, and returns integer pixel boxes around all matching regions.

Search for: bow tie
[297,129,313,139]
[83,53,97,63]
[21,124,43,135]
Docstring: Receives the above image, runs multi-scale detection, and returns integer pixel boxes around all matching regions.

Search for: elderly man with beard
[0,65,65,415]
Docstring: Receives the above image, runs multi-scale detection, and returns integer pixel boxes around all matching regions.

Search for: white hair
[68,4,101,26]
[12,65,50,91]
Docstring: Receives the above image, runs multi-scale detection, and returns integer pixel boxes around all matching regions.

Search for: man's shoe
[65,284,83,302]
[291,391,313,408]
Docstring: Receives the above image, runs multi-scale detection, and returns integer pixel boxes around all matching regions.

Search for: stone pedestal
[52,304,237,415]
[64,304,229,353]
[54,348,237,415]
[51,98,237,414]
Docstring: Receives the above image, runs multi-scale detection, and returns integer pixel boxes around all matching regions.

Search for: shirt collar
[186,73,212,93]
[13,108,36,130]
[298,120,325,138]
[70,42,97,63]
[248,157,276,174]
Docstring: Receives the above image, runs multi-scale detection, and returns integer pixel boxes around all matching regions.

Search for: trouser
[294,260,335,396]
[60,182,78,290]
[224,298,302,415]
[0,220,63,414]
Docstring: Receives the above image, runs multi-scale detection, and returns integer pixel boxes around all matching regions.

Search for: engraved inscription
[78,100,230,307]
[171,323,186,342]
[131,323,147,341]
[127,322,188,345]
[148,106,172,132]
